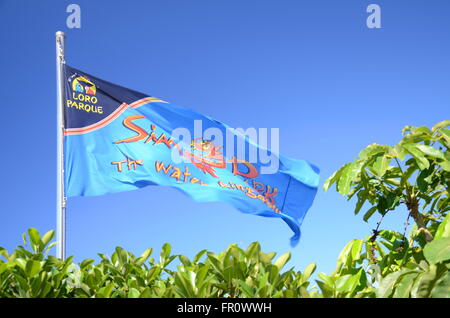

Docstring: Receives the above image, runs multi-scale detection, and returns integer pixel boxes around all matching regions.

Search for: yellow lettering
[183,166,191,182]
[245,187,257,199]
[190,178,199,184]
[155,161,172,174]
[170,167,181,182]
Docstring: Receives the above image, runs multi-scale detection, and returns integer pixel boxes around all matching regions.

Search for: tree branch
[406,196,433,243]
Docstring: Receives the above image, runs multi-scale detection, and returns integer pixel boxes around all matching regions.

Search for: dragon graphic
[183,138,226,178]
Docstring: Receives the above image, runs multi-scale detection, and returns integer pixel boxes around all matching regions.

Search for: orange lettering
[230,157,259,179]
[111,160,127,172]
[155,161,172,174]
[264,185,278,206]
[114,115,148,144]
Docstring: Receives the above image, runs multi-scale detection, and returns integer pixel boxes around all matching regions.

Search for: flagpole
[56,31,67,260]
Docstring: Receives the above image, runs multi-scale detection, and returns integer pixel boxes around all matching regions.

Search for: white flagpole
[56,31,67,260]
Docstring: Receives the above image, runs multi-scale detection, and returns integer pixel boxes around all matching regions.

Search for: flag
[63,65,320,246]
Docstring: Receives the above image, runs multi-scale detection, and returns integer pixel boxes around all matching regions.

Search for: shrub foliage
[0,229,317,298]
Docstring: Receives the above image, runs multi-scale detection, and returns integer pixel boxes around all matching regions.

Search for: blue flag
[63,65,320,246]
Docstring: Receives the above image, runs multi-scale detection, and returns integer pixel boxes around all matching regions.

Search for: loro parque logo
[72,76,96,95]
[66,74,103,114]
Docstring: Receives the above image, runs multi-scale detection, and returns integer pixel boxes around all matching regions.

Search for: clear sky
[0,0,449,275]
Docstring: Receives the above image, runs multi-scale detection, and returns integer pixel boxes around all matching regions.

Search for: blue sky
[0,0,449,275]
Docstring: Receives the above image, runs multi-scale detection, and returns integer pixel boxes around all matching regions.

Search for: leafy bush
[319,120,450,297]
[1,216,448,298]
[0,229,317,298]
[313,216,450,298]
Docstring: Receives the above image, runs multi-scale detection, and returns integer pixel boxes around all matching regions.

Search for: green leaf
[160,243,172,263]
[400,164,417,188]
[383,230,404,241]
[392,272,419,298]
[115,247,128,265]
[147,266,162,282]
[403,144,430,170]
[351,240,364,261]
[193,249,208,263]
[28,228,41,248]
[358,143,388,160]
[323,163,349,192]
[174,271,195,297]
[337,161,364,196]
[336,240,355,269]
[25,260,42,278]
[237,280,255,297]
[337,163,356,196]
[258,271,270,291]
[97,253,110,262]
[207,255,224,279]
[298,286,311,298]
[302,263,317,282]
[372,155,392,177]
[411,126,433,136]
[0,262,7,275]
[195,264,210,287]
[414,144,445,160]
[316,278,334,297]
[377,196,389,214]
[441,127,450,138]
[402,125,413,135]
[140,287,152,298]
[430,272,450,298]
[386,191,401,210]
[417,167,434,192]
[415,264,439,298]
[423,237,450,264]
[393,144,407,161]
[435,213,450,240]
[377,269,410,298]
[438,159,450,172]
[80,259,95,269]
[97,282,115,298]
[363,206,377,222]
[41,230,55,246]
[128,287,140,298]
[354,191,367,215]
[432,120,450,132]
[179,255,191,267]
[335,270,362,294]
[259,251,276,265]
[317,272,334,288]
[274,252,291,271]
[136,248,153,265]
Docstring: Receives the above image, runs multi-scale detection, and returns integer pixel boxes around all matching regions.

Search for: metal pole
[56,31,67,260]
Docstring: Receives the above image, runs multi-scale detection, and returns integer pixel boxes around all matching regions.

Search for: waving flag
[63,65,319,246]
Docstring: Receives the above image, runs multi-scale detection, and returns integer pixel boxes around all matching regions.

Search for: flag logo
[66,74,103,115]
[72,76,96,95]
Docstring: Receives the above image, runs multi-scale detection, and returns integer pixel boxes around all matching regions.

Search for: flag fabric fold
[63,64,320,246]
